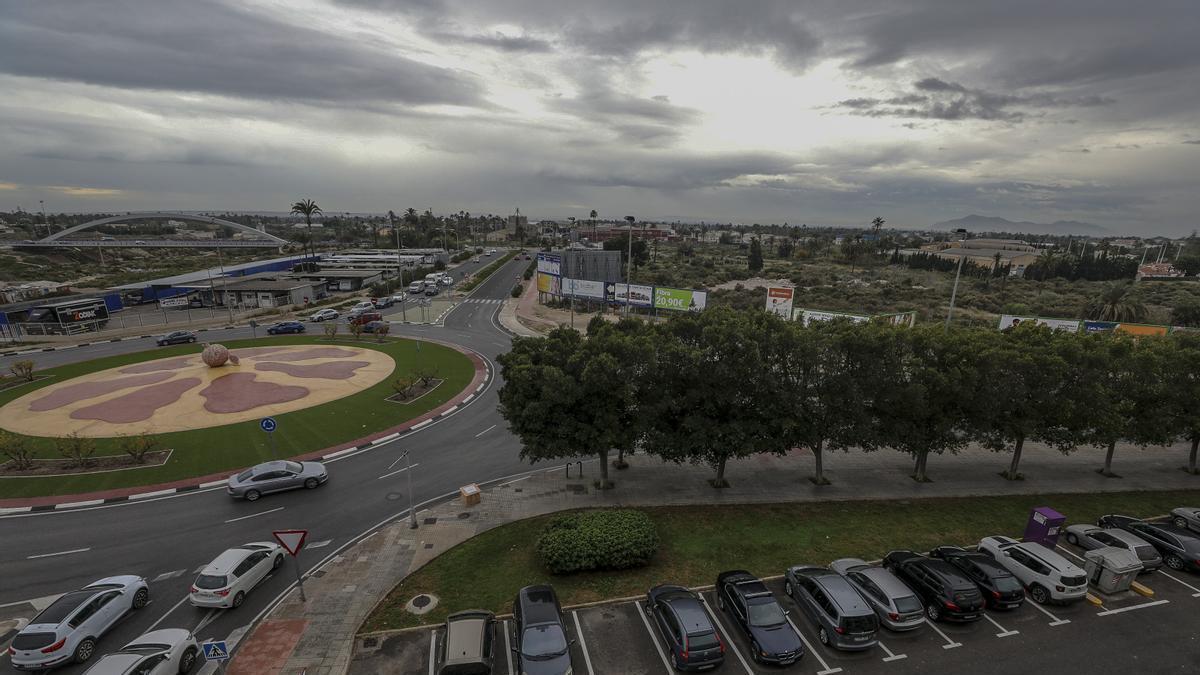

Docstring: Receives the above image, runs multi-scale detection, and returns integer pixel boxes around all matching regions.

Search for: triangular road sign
[273,529,308,556]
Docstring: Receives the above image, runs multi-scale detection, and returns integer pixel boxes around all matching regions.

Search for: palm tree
[1083,282,1148,322]
[290,199,321,260]
[871,216,885,253]
[590,209,598,239]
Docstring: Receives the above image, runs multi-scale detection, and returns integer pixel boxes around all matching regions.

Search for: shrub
[0,430,34,470]
[536,509,659,574]
[9,360,35,382]
[511,284,523,298]
[56,432,96,468]
[391,376,415,400]
[120,433,163,464]
[414,366,440,387]
[323,322,340,339]
[375,322,391,342]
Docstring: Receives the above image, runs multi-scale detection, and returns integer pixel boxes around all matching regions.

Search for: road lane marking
[194,609,219,633]
[474,424,496,438]
[307,540,332,550]
[1158,570,1200,596]
[152,569,187,582]
[428,630,436,675]
[224,506,284,523]
[784,614,841,674]
[26,547,90,559]
[924,619,962,649]
[983,613,1018,637]
[877,639,906,662]
[377,463,420,480]
[571,610,596,675]
[1096,599,1170,616]
[698,598,753,675]
[146,595,192,632]
[634,602,676,675]
[503,620,514,675]
[1026,600,1070,626]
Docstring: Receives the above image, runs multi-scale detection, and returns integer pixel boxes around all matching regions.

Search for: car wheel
[1066,533,1078,545]
[132,587,150,609]
[1030,585,1050,604]
[304,477,320,489]
[232,591,245,608]
[273,554,284,569]
[784,580,793,597]
[750,641,762,663]
[1165,554,1185,571]
[189,338,196,343]
[717,594,725,610]
[1174,517,1189,529]
[74,637,97,663]
[818,627,830,645]
[244,490,261,502]
[926,603,941,621]
[179,646,198,673]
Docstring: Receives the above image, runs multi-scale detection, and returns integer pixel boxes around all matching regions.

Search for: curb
[0,325,248,357]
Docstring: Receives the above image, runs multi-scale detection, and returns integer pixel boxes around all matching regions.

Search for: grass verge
[0,335,474,498]
[360,488,1200,632]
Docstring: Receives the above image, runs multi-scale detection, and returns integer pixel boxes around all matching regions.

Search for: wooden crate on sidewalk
[459,483,481,506]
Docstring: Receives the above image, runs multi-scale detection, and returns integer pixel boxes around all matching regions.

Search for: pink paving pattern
[248,347,359,362]
[199,373,310,414]
[29,372,177,411]
[231,346,293,359]
[119,357,194,374]
[70,378,203,423]
[254,360,371,380]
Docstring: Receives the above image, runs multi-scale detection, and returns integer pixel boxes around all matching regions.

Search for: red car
[349,312,382,326]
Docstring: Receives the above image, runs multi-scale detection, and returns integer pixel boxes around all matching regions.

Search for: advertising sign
[158,296,189,309]
[796,308,870,326]
[1115,323,1168,337]
[536,253,561,276]
[563,278,605,299]
[765,287,794,318]
[998,315,1080,332]
[654,287,707,312]
[873,311,917,327]
[536,272,561,296]
[1084,321,1118,333]
[609,283,654,307]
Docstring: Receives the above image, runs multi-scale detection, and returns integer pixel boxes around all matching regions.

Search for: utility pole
[945,228,969,328]
[624,216,635,316]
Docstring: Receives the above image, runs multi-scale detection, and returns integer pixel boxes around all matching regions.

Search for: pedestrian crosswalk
[463,298,505,304]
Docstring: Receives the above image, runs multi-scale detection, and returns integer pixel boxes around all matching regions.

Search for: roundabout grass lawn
[360,488,1200,632]
[0,336,475,499]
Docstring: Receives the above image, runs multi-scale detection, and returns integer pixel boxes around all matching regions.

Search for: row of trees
[498,308,1200,488]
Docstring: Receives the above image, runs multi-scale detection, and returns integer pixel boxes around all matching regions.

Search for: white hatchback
[189,543,284,609]
[978,536,1088,604]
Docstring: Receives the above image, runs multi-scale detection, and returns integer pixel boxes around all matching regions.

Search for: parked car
[350,300,375,313]
[425,285,440,297]
[9,575,150,670]
[349,311,383,326]
[189,543,284,609]
[80,628,199,675]
[977,536,1088,604]
[1098,515,1200,572]
[714,570,804,666]
[644,585,724,671]
[828,558,924,631]
[226,460,328,501]
[929,546,1025,609]
[309,308,338,322]
[433,610,495,675]
[512,585,572,675]
[362,320,389,334]
[266,321,305,335]
[1063,524,1162,572]
[372,296,394,309]
[439,276,454,286]
[156,330,196,346]
[408,281,426,294]
[882,551,984,622]
[784,566,878,650]
[390,292,407,304]
[1170,507,1200,534]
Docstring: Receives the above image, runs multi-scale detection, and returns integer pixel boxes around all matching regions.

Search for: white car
[80,629,199,674]
[390,293,407,303]
[308,308,338,322]
[977,536,1088,604]
[9,575,150,670]
[189,543,284,609]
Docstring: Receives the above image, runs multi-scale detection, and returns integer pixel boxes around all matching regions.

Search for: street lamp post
[624,216,635,316]
[944,228,969,328]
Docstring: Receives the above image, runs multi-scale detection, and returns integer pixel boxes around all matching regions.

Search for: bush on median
[536,509,659,574]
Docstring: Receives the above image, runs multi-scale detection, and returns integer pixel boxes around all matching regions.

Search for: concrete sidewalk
[228,438,1200,675]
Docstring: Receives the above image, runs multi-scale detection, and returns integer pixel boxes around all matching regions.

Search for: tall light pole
[944,228,969,328]
[624,215,635,315]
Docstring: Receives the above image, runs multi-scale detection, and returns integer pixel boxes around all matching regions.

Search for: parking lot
[351,539,1200,674]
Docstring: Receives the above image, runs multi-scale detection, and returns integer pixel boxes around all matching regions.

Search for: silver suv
[829,558,924,631]
[9,576,150,670]
[785,565,879,650]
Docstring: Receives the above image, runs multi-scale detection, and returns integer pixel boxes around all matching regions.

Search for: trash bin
[459,483,481,507]
[1084,546,1143,594]
[1022,506,1066,549]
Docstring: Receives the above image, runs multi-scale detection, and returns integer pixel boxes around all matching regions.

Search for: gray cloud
[835,78,1113,122]
[425,30,554,53]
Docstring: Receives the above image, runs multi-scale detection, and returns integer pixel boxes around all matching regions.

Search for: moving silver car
[9,576,150,670]
[226,460,328,501]
[829,558,924,631]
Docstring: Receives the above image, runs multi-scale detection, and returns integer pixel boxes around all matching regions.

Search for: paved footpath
[228,439,1200,675]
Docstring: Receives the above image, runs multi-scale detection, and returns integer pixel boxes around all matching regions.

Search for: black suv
[512,586,572,675]
[930,546,1025,610]
[883,551,985,622]
[715,570,804,666]
[645,585,724,671]
[1099,515,1200,572]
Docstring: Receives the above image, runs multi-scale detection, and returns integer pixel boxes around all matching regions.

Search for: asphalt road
[0,251,541,673]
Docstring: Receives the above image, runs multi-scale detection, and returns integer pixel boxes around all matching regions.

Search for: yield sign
[273,529,308,556]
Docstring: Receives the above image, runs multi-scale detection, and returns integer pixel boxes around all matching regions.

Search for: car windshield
[521,624,567,658]
[283,461,303,473]
[995,576,1023,592]
[746,600,786,627]
[894,595,922,613]
[195,574,227,589]
[236,470,253,482]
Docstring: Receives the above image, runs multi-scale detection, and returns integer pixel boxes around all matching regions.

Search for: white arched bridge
[17,212,290,249]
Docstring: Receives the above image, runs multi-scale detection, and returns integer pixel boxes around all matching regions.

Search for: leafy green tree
[748,237,764,272]
[1082,282,1147,322]
[1170,301,1200,328]
[1162,332,1200,473]
[603,236,649,269]
[0,430,34,471]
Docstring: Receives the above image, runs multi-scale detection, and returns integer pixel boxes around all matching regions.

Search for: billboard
[1116,323,1168,337]
[654,287,707,312]
[563,278,605,299]
[536,272,561,296]
[158,296,189,309]
[536,253,561,276]
[607,283,654,307]
[999,315,1080,332]
[873,311,917,327]
[765,287,794,318]
[796,308,870,326]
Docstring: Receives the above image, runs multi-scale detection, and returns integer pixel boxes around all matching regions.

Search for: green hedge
[536,510,659,574]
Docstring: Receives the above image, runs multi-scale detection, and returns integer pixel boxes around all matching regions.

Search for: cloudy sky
[1,0,1198,234]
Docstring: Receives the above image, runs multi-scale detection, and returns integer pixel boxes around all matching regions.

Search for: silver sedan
[1171,507,1200,534]
[226,460,328,501]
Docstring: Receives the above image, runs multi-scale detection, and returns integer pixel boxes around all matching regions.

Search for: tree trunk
[613,446,629,470]
[1188,436,1199,475]
[1100,440,1118,477]
[1005,435,1025,480]
[810,440,830,485]
[912,451,930,482]
[711,455,729,488]
[596,449,613,489]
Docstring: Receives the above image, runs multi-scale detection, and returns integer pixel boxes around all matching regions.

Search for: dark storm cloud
[427,31,554,53]
[0,0,485,107]
[835,78,1113,122]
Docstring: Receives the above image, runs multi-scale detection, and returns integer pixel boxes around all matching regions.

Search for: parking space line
[571,611,596,675]
[503,620,514,675]
[983,613,1019,637]
[1026,601,1070,626]
[1096,599,1170,616]
[698,600,753,674]
[428,630,436,675]
[784,615,841,674]
[877,640,906,662]
[1158,571,1200,597]
[634,602,676,675]
[923,621,963,649]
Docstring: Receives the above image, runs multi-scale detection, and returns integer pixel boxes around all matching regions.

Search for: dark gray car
[829,558,924,631]
[226,460,328,501]
[785,566,878,651]
[513,586,572,675]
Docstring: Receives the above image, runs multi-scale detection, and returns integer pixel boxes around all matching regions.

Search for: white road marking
[474,424,496,438]
[194,609,219,633]
[983,613,1019,637]
[1026,600,1070,626]
[26,547,90,559]
[1096,599,1170,616]
[55,499,105,509]
[412,419,432,430]
[924,619,963,649]
[146,595,192,632]
[223,506,284,523]
[443,405,458,415]
[698,599,753,675]
[0,593,62,610]
[152,569,187,583]
[784,614,841,674]
[503,620,514,675]
[877,639,906,662]
[462,394,474,403]
[1158,570,1200,596]
[130,488,179,500]
[428,630,437,675]
[634,602,677,675]
[376,463,421,480]
[306,539,332,550]
[323,447,358,460]
[572,610,596,675]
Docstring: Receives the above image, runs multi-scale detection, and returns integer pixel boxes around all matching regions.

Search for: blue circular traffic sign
[260,417,277,433]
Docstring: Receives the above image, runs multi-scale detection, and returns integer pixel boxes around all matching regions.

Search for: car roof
[30,589,96,625]
[445,615,488,662]
[806,571,873,612]
[80,652,144,674]
[1102,529,1152,546]
[517,586,561,625]
[660,593,713,634]
[202,547,258,574]
[854,567,915,597]
[1011,541,1082,571]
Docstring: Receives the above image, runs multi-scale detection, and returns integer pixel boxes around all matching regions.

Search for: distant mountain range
[931,215,1108,236]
